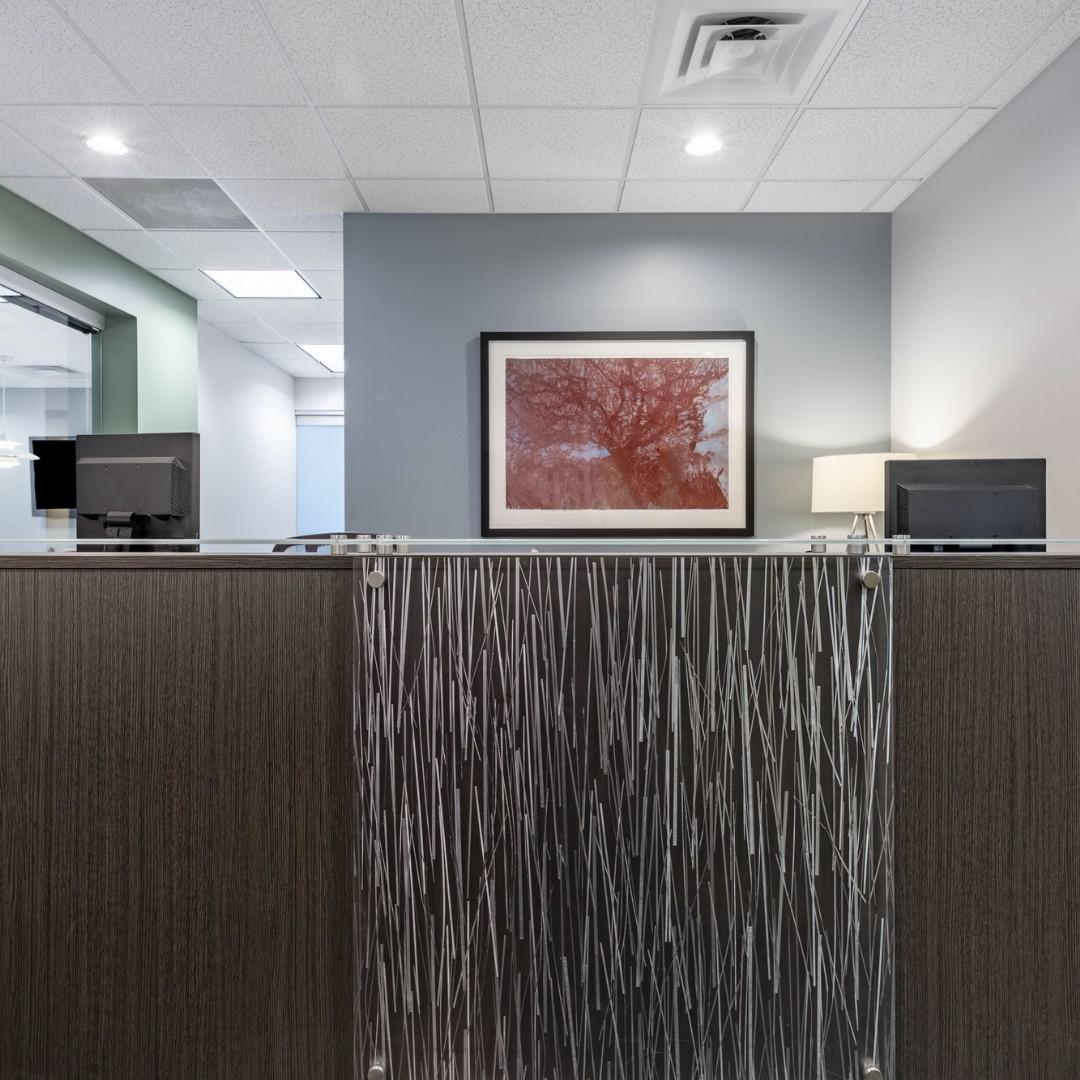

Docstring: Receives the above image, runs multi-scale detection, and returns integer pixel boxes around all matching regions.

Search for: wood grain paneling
[0,566,354,1080]
[895,567,1080,1079]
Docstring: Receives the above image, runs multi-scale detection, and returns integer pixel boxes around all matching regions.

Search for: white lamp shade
[811,453,917,514]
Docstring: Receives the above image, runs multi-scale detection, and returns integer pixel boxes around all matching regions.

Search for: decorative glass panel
[354,556,893,1079]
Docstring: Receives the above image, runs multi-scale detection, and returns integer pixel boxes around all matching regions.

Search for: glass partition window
[0,298,92,540]
[296,420,344,536]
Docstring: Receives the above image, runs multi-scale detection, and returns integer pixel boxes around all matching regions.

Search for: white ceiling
[1,0,1079,379]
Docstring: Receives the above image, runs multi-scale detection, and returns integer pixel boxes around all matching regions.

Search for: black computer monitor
[884,458,1046,552]
[30,436,77,512]
[75,432,200,547]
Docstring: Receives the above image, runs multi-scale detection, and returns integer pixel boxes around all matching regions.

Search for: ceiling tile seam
[615,7,666,216]
[245,0,370,215]
[454,0,494,212]
[614,108,644,212]
[859,181,898,213]
[966,0,1079,104]
[68,175,144,228]
[735,0,875,212]
[879,1,1072,189]
[888,108,994,186]
[39,0,344,357]
[0,116,74,177]
[0,101,995,111]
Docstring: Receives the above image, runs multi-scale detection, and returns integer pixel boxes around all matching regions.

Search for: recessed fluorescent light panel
[299,342,344,373]
[0,286,18,298]
[201,269,318,299]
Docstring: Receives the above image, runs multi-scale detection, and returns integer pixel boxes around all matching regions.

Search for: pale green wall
[0,186,197,432]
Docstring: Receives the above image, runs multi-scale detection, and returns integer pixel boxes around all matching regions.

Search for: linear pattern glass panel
[354,556,893,1079]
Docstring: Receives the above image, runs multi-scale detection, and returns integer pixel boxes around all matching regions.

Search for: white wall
[892,39,1080,537]
[197,321,296,539]
[294,377,343,414]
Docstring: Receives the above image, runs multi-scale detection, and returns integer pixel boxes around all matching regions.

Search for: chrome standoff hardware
[366,568,386,589]
[858,567,882,590]
[367,1061,387,1080]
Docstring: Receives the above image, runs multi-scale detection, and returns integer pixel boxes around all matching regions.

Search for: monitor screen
[31,437,78,511]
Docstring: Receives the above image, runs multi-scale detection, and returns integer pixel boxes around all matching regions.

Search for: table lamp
[812,452,917,539]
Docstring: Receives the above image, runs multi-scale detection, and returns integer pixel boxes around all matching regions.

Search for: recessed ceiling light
[0,286,18,298]
[201,269,319,299]
[299,342,344,373]
[85,133,129,156]
[684,133,723,157]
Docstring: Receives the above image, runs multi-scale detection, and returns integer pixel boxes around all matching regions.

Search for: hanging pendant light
[0,439,38,469]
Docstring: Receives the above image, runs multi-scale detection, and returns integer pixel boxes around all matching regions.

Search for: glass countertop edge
[1,537,1079,556]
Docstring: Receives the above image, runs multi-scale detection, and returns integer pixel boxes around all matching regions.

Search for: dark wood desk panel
[0,563,354,1080]
[894,563,1080,1080]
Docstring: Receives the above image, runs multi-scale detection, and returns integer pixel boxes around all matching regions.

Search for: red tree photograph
[504,356,730,511]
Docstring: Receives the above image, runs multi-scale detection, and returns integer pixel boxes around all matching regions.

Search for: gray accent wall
[892,38,1080,537]
[344,213,891,538]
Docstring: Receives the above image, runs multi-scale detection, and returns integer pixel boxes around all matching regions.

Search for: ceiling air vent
[645,1,864,105]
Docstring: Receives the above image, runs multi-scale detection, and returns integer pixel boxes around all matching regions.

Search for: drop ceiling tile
[358,179,489,212]
[266,231,343,270]
[242,298,344,323]
[869,180,922,212]
[1,105,205,178]
[813,0,1066,107]
[491,180,619,212]
[151,268,232,300]
[627,108,796,180]
[745,181,887,213]
[904,109,996,179]
[300,270,344,300]
[766,109,959,181]
[85,229,188,268]
[463,0,655,105]
[0,177,139,228]
[0,123,66,176]
[619,180,754,212]
[157,106,344,178]
[260,0,469,105]
[55,0,301,104]
[977,2,1080,106]
[245,342,330,377]
[214,321,285,344]
[245,341,315,362]
[321,107,481,178]
[0,0,133,103]
[217,179,363,231]
[482,109,634,179]
[198,298,255,321]
[152,230,290,269]
[267,322,344,345]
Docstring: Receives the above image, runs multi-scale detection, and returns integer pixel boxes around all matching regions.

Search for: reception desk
[0,551,1076,1079]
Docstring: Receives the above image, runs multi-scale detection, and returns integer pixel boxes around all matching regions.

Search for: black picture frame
[481,331,755,538]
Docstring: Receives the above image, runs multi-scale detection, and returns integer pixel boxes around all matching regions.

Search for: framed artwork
[481,331,755,537]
